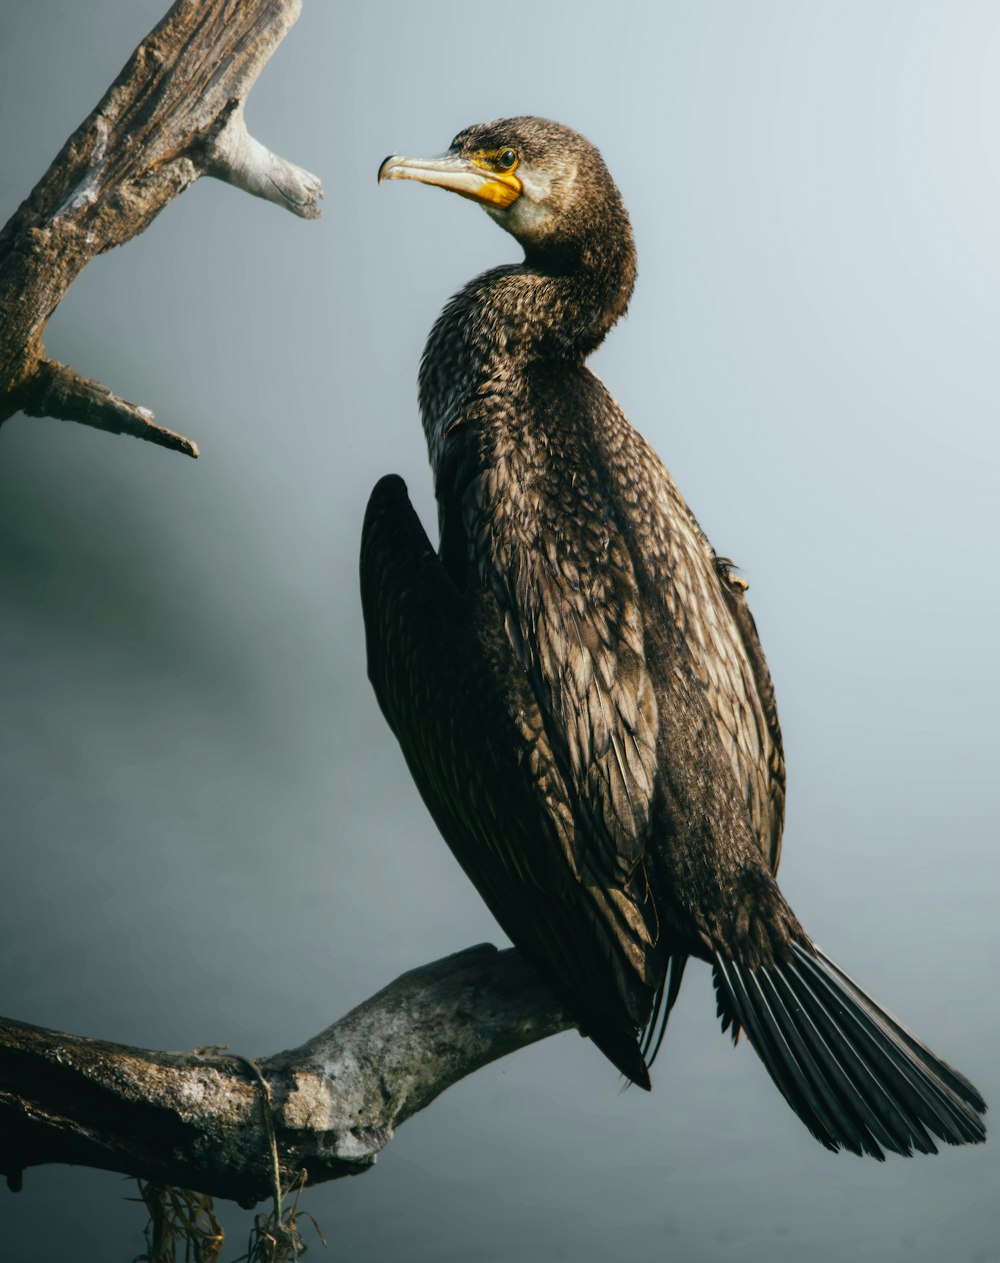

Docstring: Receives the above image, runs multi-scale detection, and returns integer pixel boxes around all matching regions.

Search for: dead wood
[0,0,322,459]
[0,945,571,1206]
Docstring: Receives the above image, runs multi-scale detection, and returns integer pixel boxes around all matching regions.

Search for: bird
[362,115,986,1157]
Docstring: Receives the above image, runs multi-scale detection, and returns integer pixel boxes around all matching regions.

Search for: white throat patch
[487,160,578,240]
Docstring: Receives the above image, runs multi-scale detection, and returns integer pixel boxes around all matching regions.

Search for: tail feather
[775,957,936,1155]
[715,954,874,1155]
[712,942,986,1158]
[761,966,916,1153]
[810,947,985,1109]
[790,950,979,1148]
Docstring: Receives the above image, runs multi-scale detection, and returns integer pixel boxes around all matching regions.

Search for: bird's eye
[497,149,517,170]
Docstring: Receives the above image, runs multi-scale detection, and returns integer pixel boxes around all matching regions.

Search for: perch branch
[0,945,571,1206]
[0,0,323,458]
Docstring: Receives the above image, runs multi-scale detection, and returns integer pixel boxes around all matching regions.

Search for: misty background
[1,1,997,1259]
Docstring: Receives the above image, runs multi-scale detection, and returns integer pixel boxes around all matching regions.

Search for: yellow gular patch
[475,176,522,208]
[470,150,522,208]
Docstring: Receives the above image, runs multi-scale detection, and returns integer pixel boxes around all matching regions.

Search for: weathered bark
[0,0,322,459]
[0,945,571,1206]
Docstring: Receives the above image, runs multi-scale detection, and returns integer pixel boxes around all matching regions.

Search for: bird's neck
[485,230,637,363]
[419,233,636,471]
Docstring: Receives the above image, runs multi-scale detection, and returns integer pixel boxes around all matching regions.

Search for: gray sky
[1,2,998,1260]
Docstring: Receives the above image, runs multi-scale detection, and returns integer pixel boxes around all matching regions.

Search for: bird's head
[379,116,631,270]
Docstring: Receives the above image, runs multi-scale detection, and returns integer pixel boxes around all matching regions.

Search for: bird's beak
[378,151,522,210]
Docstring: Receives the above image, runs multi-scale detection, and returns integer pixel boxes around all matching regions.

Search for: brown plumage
[363,116,986,1155]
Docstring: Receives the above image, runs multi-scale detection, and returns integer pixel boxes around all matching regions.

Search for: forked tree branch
[0,0,323,458]
[0,945,571,1206]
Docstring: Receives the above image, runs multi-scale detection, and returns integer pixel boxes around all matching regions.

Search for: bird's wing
[360,474,658,1085]
[483,454,662,910]
[711,558,786,872]
[591,395,786,876]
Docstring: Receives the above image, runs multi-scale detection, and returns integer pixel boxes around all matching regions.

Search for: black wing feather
[361,474,655,1085]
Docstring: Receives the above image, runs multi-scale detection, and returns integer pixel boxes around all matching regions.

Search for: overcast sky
[1,2,998,1260]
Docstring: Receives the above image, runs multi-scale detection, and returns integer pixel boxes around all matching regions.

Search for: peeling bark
[0,0,323,458]
[0,945,571,1206]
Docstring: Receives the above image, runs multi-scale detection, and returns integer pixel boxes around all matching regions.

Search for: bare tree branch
[20,359,199,457]
[0,0,323,459]
[0,945,571,1206]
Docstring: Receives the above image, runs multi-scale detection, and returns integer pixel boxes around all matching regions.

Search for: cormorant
[362,116,986,1156]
